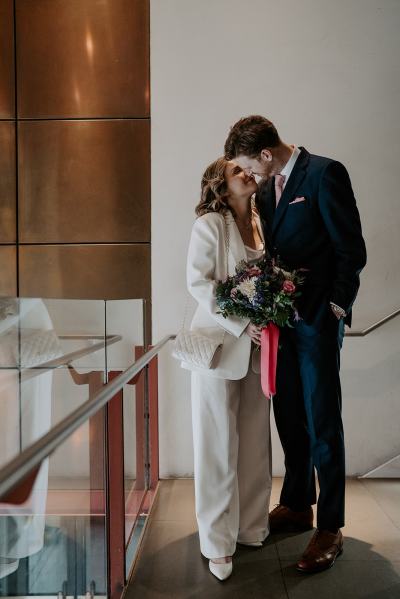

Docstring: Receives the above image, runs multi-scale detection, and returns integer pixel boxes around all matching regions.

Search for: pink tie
[275,174,286,206]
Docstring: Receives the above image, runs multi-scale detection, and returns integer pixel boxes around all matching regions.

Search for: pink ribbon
[261,324,280,399]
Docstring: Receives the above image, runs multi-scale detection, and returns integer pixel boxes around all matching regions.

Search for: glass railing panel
[0,417,107,598]
[44,298,108,374]
[105,300,146,577]
[105,299,144,371]
[0,298,108,469]
[121,379,146,577]
[0,297,158,591]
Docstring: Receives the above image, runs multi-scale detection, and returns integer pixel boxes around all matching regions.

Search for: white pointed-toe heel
[238,541,263,547]
[209,559,233,581]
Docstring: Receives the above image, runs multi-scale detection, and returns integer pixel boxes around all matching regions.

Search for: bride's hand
[245,323,262,346]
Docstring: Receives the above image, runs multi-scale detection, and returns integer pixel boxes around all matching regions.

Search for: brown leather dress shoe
[269,504,314,533]
[296,529,343,573]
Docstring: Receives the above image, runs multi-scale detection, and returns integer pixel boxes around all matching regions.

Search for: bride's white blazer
[182,210,262,380]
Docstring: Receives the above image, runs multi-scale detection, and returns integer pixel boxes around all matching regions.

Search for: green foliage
[216,257,304,329]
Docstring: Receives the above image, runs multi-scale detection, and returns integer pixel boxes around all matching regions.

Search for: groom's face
[232,151,275,180]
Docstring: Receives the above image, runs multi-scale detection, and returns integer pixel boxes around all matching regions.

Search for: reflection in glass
[0,419,107,596]
[0,298,108,595]
[0,299,57,582]
[0,297,151,593]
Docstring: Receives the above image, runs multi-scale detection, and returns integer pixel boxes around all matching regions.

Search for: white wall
[151,0,400,477]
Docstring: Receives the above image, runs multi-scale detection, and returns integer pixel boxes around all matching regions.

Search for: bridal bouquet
[216,258,304,398]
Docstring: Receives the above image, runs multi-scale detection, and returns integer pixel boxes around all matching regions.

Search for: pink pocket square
[289,196,306,205]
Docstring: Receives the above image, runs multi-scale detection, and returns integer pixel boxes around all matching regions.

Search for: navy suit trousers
[273,307,345,530]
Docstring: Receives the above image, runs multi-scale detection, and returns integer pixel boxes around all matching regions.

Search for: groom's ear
[260,149,273,162]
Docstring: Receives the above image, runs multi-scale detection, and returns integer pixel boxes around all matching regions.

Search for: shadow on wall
[342,351,400,399]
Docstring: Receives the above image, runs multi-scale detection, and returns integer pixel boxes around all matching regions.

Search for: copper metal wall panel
[0,246,17,296]
[19,244,150,300]
[16,0,149,118]
[0,122,16,242]
[0,0,14,118]
[18,120,150,243]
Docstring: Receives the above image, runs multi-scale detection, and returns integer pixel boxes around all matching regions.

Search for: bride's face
[224,161,257,201]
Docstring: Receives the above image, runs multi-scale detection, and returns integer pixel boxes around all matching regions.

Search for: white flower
[237,278,257,302]
[273,265,293,280]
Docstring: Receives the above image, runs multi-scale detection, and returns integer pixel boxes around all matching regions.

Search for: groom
[225,116,366,573]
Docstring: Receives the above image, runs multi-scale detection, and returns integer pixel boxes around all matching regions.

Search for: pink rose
[283,280,296,294]
[247,266,262,277]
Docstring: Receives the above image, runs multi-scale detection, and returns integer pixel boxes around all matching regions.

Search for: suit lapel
[256,178,275,254]
[272,147,310,234]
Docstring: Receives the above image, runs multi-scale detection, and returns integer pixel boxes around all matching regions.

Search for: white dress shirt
[280,145,301,188]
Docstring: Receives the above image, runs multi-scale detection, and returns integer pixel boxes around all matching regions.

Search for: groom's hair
[224,115,280,159]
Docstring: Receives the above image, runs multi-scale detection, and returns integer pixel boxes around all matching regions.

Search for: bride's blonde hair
[195,157,231,217]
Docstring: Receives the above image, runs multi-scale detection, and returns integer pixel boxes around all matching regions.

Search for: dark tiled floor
[126,478,400,599]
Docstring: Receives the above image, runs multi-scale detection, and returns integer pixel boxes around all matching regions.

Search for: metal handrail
[358,453,400,479]
[0,334,176,498]
[345,308,400,337]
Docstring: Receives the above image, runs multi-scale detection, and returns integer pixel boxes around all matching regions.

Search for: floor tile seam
[360,480,400,531]
[274,540,290,599]
[149,517,197,523]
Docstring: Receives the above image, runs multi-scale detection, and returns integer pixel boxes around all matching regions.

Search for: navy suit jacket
[256,147,367,327]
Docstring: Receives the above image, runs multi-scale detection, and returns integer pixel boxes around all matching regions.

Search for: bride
[181,157,272,580]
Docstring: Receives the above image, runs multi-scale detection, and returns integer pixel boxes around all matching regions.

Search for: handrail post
[133,347,146,490]
[148,353,159,488]
[89,371,106,515]
[106,372,126,599]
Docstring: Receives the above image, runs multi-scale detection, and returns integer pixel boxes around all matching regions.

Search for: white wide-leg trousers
[191,362,272,559]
